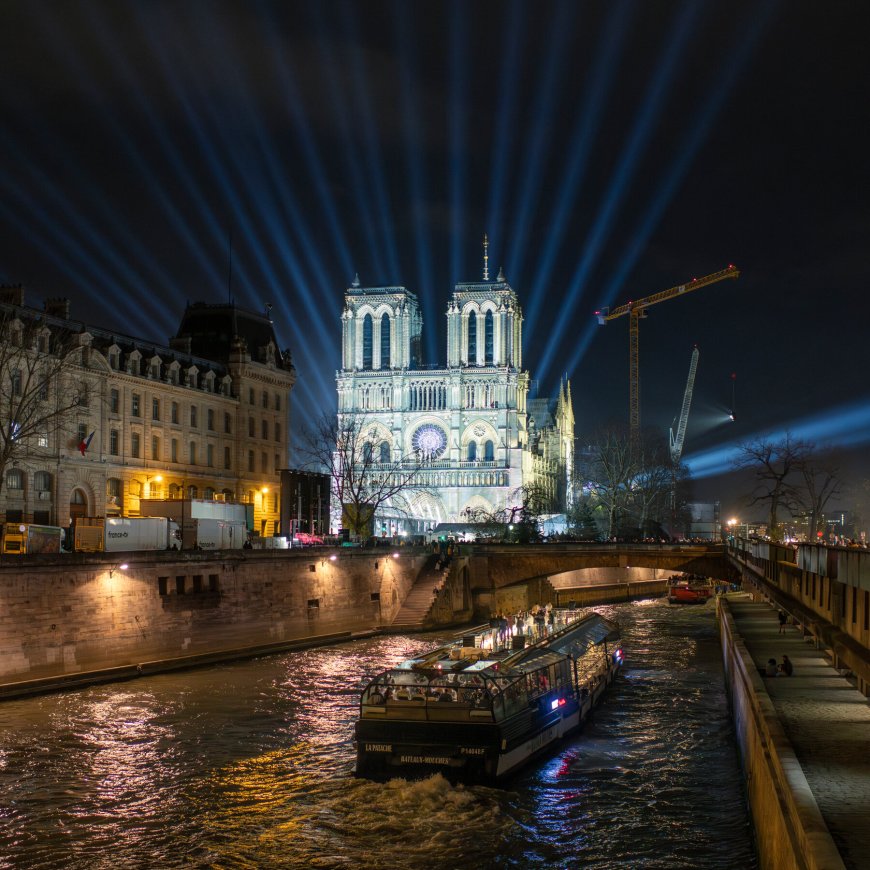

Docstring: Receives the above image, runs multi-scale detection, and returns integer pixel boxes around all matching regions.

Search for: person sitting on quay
[779,655,793,676]
[764,658,778,677]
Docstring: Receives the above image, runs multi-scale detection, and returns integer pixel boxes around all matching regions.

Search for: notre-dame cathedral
[335,244,574,534]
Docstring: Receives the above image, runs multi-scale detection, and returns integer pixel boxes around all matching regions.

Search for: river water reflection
[0,599,756,869]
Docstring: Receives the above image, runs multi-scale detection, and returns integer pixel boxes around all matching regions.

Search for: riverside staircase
[387,554,450,632]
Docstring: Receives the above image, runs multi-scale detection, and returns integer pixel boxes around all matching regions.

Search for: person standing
[778,610,787,634]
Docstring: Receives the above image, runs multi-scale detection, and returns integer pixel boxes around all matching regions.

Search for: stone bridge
[462,542,728,592]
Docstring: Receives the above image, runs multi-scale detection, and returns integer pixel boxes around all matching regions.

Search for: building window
[36,432,48,448]
[362,314,373,370]
[274,454,279,473]
[131,393,140,417]
[110,429,119,455]
[484,439,494,461]
[77,422,87,444]
[189,442,197,465]
[152,398,160,421]
[190,406,198,428]
[363,442,373,463]
[34,470,51,491]
[262,390,268,409]
[131,432,140,458]
[171,438,178,463]
[274,422,281,442]
[6,468,24,491]
[261,419,268,439]
[11,370,22,396]
[261,452,268,473]
[249,388,255,404]
[485,311,494,364]
[380,441,390,464]
[171,402,179,424]
[224,446,231,469]
[152,435,160,461]
[207,409,215,431]
[467,441,477,461]
[467,312,477,363]
[39,380,48,401]
[224,412,231,434]
[106,478,122,508]
[274,394,280,411]
[110,388,119,414]
[248,450,254,472]
[207,444,214,467]
[380,312,390,368]
[249,417,255,437]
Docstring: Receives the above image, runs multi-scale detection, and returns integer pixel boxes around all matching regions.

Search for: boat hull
[355,664,618,784]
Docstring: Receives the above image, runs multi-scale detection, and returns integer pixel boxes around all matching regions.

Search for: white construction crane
[669,345,699,465]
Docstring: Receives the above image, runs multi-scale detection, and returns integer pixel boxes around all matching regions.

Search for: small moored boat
[667,574,714,604]
[354,609,622,784]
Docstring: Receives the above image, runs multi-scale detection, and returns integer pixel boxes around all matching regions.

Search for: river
[0,598,756,869]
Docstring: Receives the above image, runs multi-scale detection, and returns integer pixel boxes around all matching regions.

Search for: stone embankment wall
[0,549,427,696]
[717,598,842,870]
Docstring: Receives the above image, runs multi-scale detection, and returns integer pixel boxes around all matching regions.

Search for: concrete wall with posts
[0,549,427,697]
[728,538,870,695]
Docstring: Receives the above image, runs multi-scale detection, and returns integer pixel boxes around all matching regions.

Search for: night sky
[2,1,868,518]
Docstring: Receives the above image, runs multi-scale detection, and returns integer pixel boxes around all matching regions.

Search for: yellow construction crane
[595,265,739,435]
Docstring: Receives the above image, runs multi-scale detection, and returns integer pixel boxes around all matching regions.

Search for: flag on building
[79,430,95,456]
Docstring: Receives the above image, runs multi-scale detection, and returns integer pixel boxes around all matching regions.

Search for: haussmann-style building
[0,285,295,539]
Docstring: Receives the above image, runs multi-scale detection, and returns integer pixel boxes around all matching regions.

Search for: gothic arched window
[380,441,390,464]
[485,311,494,364]
[467,441,477,461]
[362,442,373,463]
[467,313,477,364]
[380,313,391,368]
[484,440,495,462]
[362,314,373,370]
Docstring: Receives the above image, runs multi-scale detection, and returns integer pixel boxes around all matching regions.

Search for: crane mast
[670,345,699,465]
[595,265,739,435]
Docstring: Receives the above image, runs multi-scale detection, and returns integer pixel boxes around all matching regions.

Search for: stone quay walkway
[728,598,870,870]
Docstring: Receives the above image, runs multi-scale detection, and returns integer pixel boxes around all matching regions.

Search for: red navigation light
[558,697,566,707]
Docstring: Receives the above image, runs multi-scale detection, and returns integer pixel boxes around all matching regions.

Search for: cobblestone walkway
[728,599,870,870]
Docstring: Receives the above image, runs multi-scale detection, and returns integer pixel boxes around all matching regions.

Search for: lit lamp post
[260,486,269,537]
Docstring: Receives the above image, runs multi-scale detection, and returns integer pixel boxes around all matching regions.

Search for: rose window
[412,424,447,460]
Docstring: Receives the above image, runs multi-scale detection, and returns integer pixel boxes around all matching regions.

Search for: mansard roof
[174,302,293,370]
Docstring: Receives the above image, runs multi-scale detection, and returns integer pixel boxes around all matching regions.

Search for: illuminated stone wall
[0,550,427,690]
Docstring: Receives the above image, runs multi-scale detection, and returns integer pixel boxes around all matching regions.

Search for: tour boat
[354,610,622,784]
[667,575,714,604]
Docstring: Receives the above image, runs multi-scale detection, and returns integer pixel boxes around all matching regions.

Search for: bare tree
[733,433,812,539]
[298,412,434,538]
[629,437,674,537]
[0,309,88,496]
[794,450,842,541]
[578,426,642,539]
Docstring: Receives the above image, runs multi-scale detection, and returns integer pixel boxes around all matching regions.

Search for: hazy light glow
[684,398,870,478]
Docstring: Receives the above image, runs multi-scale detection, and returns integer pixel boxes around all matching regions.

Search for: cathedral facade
[335,256,574,535]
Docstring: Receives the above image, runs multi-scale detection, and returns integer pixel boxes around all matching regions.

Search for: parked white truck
[73,517,180,552]
[182,518,246,550]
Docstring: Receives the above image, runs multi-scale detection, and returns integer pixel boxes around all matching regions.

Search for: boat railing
[449,608,589,656]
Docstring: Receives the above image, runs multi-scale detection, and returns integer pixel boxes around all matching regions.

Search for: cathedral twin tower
[336,249,574,534]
